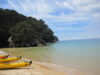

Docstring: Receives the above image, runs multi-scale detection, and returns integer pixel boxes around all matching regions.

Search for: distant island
[0,8,58,47]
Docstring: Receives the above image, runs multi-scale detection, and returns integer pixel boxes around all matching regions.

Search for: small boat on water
[0,56,21,62]
[0,61,32,69]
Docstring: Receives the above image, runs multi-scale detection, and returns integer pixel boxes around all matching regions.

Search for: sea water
[1,39,100,75]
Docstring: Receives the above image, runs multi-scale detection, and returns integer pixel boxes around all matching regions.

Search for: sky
[0,0,100,40]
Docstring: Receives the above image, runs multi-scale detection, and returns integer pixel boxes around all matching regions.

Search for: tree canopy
[0,8,58,47]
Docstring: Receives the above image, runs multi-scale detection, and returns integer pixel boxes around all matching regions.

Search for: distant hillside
[0,8,58,47]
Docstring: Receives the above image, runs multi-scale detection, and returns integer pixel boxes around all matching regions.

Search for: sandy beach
[0,61,86,75]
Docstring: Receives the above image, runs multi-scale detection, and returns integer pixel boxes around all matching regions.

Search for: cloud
[0,0,100,40]
[53,27,83,31]
[7,0,53,18]
[55,0,74,10]
[7,0,100,22]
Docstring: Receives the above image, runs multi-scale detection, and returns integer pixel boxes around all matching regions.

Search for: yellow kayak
[0,56,21,62]
[0,61,32,69]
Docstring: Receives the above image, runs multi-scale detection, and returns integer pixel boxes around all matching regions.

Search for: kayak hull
[0,56,21,62]
[0,61,32,69]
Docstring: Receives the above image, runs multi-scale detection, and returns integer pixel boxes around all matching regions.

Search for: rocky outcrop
[8,37,49,47]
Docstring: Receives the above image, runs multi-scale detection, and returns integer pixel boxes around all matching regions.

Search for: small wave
[33,61,89,75]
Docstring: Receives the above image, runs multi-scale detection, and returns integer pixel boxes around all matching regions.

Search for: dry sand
[0,62,86,75]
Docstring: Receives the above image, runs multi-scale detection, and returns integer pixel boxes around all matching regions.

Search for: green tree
[0,8,58,47]
[10,20,39,47]
[0,8,26,47]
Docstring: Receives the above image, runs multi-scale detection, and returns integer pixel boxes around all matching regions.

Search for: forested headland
[0,8,58,47]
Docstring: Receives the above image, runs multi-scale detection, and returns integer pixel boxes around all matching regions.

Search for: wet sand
[0,62,86,75]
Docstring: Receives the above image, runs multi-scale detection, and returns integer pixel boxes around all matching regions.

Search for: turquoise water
[2,39,100,75]
[50,39,100,75]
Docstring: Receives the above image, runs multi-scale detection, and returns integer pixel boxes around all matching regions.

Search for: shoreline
[0,61,86,75]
